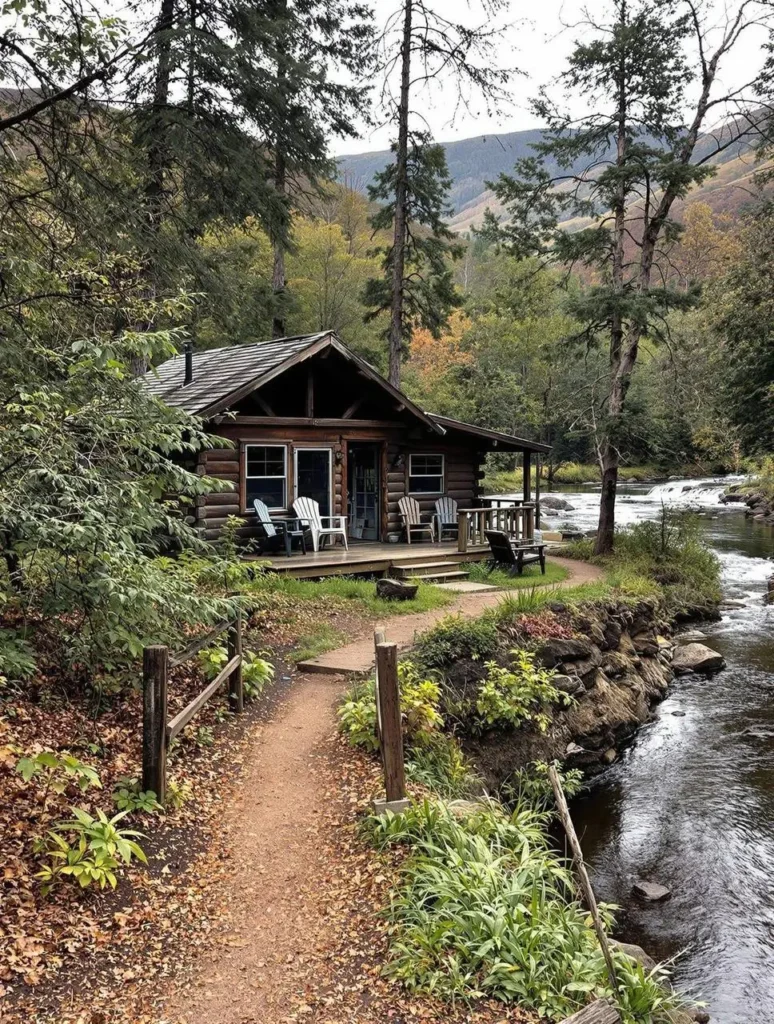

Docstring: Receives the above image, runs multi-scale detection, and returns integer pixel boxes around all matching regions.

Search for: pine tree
[366,0,510,386]
[485,0,772,553]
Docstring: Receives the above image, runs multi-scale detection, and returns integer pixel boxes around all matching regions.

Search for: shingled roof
[143,332,331,416]
[143,331,551,453]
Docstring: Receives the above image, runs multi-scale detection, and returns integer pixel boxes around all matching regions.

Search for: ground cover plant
[563,509,720,618]
[467,560,569,589]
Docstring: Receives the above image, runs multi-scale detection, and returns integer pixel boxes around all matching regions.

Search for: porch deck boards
[254,540,489,578]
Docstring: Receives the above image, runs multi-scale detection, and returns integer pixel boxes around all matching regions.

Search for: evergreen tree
[485,0,772,553]
[366,0,510,386]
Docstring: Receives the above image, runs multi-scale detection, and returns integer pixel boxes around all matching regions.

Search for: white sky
[332,0,773,155]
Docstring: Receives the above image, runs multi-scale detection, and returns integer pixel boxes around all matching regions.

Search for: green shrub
[474,649,568,733]
[338,679,379,751]
[364,798,685,1022]
[0,628,36,681]
[405,735,480,800]
[413,613,501,669]
[242,651,274,698]
[36,808,147,893]
[198,644,274,700]
[338,660,444,751]
[111,777,162,814]
[17,751,101,811]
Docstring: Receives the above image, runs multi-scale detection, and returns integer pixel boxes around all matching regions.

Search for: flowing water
[538,478,774,1024]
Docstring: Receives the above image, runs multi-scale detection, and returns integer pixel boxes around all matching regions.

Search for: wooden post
[548,765,619,995]
[523,450,532,504]
[374,627,385,746]
[228,609,243,714]
[373,641,409,814]
[535,456,541,528]
[457,511,468,553]
[142,645,168,805]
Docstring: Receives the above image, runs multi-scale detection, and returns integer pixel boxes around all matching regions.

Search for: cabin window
[408,454,445,494]
[245,444,287,510]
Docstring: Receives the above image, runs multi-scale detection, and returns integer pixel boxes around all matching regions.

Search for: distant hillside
[337,121,765,233]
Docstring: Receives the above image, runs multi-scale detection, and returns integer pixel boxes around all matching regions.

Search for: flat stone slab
[434,580,497,592]
[632,880,672,902]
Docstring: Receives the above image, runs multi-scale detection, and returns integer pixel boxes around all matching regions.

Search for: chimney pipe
[183,341,193,385]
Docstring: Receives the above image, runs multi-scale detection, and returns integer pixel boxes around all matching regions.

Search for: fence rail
[142,610,243,804]
[457,503,535,552]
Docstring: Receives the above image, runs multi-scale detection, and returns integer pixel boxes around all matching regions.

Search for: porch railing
[457,503,535,552]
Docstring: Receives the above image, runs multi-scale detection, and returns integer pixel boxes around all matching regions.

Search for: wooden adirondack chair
[398,496,435,543]
[292,496,348,552]
[434,496,459,541]
[485,530,545,575]
[253,499,307,557]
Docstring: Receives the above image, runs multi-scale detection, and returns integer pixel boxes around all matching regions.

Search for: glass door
[294,448,332,516]
[347,443,380,541]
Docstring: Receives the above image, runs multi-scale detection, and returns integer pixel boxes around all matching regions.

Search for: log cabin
[143,331,549,559]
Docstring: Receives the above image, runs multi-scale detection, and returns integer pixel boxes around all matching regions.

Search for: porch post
[535,455,541,528]
[523,451,531,504]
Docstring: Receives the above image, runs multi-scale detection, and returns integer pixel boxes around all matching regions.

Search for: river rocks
[553,674,585,696]
[672,642,725,675]
[541,495,577,510]
[609,939,657,972]
[538,636,598,667]
[377,578,418,600]
[632,880,672,902]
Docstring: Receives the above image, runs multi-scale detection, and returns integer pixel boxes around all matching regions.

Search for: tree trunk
[387,0,412,388]
[271,0,289,339]
[594,0,628,553]
[272,149,287,338]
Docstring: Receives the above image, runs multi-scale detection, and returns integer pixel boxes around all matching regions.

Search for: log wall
[194,421,485,544]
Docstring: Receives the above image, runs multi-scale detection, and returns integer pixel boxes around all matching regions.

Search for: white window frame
[408,453,445,495]
[293,447,333,514]
[244,443,287,512]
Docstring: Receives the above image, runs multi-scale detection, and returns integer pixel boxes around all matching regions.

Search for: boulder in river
[609,939,656,971]
[672,642,726,675]
[541,495,576,510]
[632,880,672,902]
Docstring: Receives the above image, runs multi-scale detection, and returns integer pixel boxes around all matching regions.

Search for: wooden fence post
[228,609,244,714]
[142,645,168,805]
[548,765,619,995]
[373,627,386,746]
[373,641,409,815]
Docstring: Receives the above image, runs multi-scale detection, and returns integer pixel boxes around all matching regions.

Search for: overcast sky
[332,0,772,155]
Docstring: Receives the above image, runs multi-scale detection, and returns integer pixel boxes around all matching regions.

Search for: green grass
[290,622,348,663]
[467,559,569,589]
[249,572,455,618]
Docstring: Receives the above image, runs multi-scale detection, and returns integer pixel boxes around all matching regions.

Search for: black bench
[485,530,546,575]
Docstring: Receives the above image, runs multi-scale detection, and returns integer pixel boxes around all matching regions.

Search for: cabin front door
[347,443,380,541]
[294,448,332,516]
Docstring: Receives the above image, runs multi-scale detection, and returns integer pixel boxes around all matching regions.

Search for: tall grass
[365,796,687,1022]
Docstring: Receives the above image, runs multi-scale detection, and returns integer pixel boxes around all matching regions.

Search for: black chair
[485,530,546,575]
[253,499,307,557]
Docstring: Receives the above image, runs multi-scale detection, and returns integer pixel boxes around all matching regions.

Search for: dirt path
[300,555,603,674]
[164,674,344,1024]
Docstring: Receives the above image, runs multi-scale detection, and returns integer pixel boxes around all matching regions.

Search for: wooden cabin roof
[143,331,551,453]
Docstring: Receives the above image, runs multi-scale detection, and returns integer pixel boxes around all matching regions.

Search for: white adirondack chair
[434,496,459,541]
[292,496,348,552]
[398,496,435,543]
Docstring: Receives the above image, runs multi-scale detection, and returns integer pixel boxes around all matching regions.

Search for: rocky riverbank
[722,485,774,524]
[464,596,723,791]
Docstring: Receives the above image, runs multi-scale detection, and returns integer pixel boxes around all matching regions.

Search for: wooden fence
[457,503,535,552]
[142,611,243,804]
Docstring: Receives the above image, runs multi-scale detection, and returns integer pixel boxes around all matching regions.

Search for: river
[542,478,774,1024]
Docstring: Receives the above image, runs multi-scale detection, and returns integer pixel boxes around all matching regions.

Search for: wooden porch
[255,502,539,579]
[256,540,492,579]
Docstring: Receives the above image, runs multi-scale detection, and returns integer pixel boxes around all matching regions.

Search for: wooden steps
[391,560,469,584]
